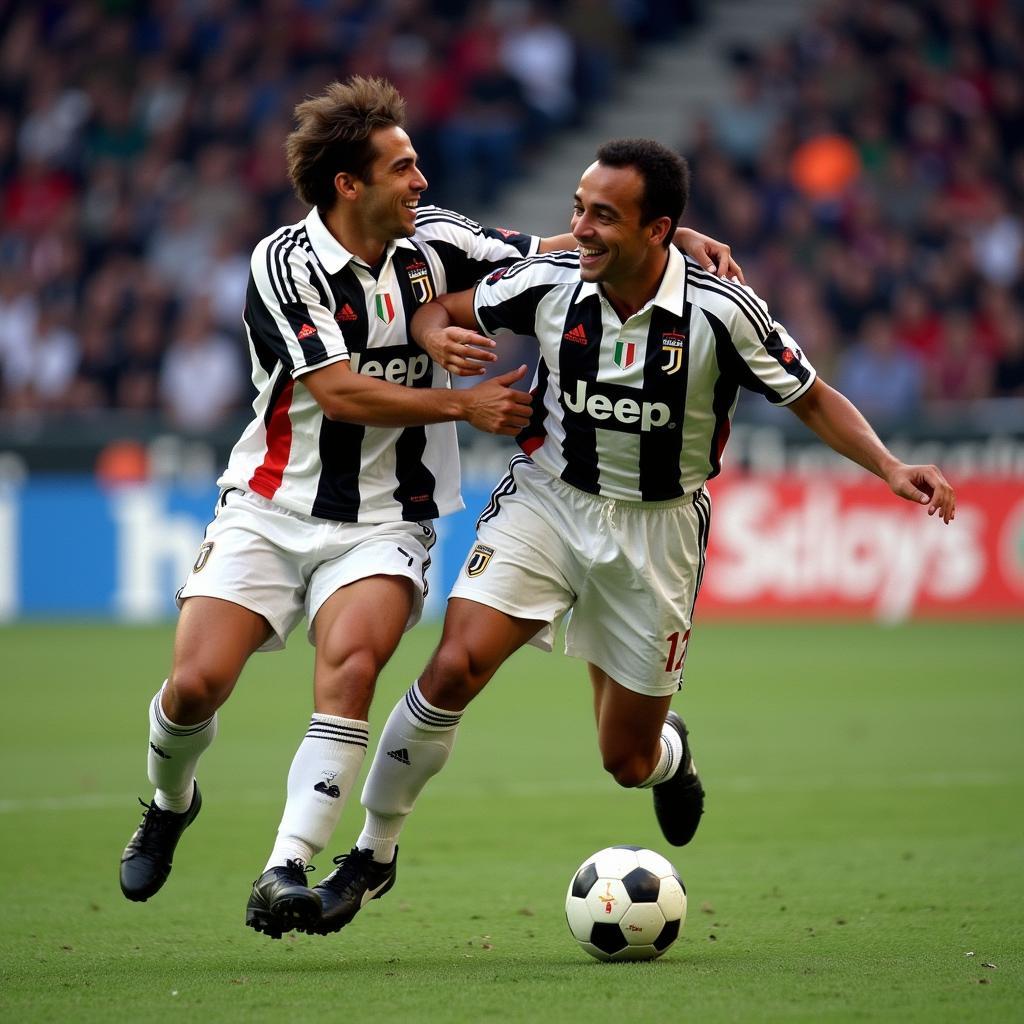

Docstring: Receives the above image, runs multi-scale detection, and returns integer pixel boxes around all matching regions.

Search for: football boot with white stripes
[119,782,202,901]
[306,847,398,934]
[245,860,322,939]
[652,711,705,846]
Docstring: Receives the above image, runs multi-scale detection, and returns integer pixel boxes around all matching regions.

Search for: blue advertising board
[0,476,494,622]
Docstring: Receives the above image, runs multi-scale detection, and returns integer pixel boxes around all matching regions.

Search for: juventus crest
[466,543,495,577]
[661,330,687,375]
[407,260,435,305]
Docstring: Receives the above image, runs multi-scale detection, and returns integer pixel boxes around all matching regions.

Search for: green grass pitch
[0,620,1020,1022]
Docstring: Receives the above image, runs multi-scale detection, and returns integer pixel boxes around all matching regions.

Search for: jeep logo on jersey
[349,348,431,385]
[407,261,435,304]
[662,331,686,375]
[562,379,671,432]
[466,543,494,577]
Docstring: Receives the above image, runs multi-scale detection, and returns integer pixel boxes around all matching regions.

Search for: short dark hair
[595,138,690,247]
[285,76,407,211]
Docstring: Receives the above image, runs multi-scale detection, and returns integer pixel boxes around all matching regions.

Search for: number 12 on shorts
[664,628,691,673]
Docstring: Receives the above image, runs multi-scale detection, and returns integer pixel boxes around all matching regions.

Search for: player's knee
[422,641,479,708]
[165,665,232,722]
[602,750,650,789]
[335,646,382,689]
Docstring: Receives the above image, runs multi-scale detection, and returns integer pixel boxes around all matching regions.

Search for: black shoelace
[321,848,374,896]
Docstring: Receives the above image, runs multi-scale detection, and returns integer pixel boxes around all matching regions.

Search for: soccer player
[311,138,957,935]
[118,80,741,940]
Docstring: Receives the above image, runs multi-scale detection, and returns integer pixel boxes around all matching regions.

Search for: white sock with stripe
[357,681,463,864]
[148,682,217,812]
[265,714,369,871]
[638,719,685,789]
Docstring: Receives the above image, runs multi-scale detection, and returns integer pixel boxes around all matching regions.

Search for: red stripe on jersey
[520,435,544,456]
[249,379,295,499]
[714,418,731,465]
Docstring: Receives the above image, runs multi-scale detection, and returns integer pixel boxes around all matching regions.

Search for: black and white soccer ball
[565,846,686,961]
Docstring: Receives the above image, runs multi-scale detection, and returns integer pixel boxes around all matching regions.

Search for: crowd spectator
[159,300,242,432]
[682,0,1024,430]
[0,0,1022,431]
[0,0,695,425]
[834,312,924,428]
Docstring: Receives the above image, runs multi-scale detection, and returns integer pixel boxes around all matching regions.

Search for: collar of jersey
[572,244,688,317]
[304,207,416,275]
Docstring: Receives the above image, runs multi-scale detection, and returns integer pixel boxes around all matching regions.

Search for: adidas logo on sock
[387,748,411,765]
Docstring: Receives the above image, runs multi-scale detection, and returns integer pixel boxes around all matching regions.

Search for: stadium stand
[0,0,1021,446]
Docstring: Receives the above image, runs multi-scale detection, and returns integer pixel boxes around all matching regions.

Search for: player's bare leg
[588,664,704,846]
[249,576,413,939]
[309,599,543,934]
[121,597,271,902]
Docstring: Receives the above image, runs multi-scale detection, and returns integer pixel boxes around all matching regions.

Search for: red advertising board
[697,474,1024,620]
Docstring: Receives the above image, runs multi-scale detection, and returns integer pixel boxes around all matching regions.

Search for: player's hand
[676,228,745,284]
[461,364,533,435]
[421,326,497,377]
[885,463,957,524]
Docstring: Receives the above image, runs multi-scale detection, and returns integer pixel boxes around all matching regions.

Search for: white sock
[148,682,217,812]
[638,718,685,789]
[264,713,369,872]
[357,681,463,864]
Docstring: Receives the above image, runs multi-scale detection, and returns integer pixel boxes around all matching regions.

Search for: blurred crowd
[0,0,697,428]
[1,0,1022,435]
[686,0,1024,426]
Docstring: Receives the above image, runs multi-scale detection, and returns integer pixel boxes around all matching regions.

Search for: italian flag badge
[375,293,395,324]
[613,340,636,369]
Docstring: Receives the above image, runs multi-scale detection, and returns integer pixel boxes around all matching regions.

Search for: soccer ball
[565,845,686,962]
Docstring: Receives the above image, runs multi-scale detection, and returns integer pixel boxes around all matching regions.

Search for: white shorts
[177,488,436,652]
[449,456,711,697]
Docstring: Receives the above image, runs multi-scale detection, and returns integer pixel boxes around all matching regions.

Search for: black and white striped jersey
[219,205,538,523]
[473,246,816,502]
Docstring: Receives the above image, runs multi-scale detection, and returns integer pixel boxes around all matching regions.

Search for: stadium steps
[479,0,819,234]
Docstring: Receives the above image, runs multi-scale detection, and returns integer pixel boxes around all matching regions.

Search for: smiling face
[350,125,428,242]
[570,161,669,290]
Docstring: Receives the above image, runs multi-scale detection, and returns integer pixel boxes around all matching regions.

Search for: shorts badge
[466,543,495,577]
[192,541,214,573]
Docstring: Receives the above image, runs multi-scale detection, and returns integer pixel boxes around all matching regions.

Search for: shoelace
[321,848,374,896]
[281,859,316,883]
[131,797,181,851]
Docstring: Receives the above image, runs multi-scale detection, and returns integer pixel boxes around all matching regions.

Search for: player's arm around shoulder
[787,379,957,523]
[539,226,745,281]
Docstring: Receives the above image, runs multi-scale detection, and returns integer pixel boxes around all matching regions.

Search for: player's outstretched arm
[413,292,501,377]
[788,379,957,523]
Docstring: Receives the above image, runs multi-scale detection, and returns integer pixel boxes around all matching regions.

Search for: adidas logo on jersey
[562,379,671,431]
[297,323,318,340]
[563,323,588,345]
[335,304,358,322]
[387,748,411,765]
